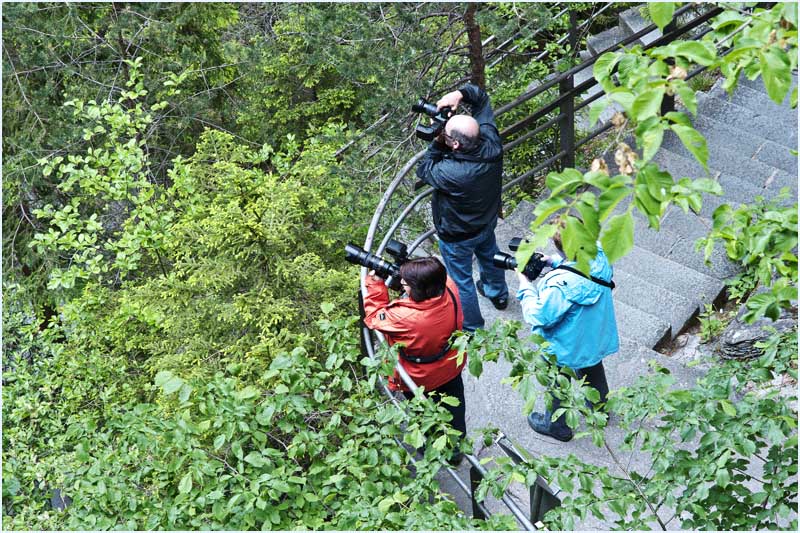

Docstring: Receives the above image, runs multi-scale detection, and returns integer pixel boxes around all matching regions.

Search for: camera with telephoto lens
[412,98,454,141]
[344,239,409,291]
[493,237,549,281]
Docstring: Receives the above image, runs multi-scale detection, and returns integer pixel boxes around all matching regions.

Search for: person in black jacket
[416,83,509,332]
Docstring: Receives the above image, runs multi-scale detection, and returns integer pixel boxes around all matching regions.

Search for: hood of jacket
[543,247,613,305]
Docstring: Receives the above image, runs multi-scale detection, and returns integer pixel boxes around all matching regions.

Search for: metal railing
[356,3,738,528]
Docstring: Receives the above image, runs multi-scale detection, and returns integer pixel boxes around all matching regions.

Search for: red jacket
[363,275,466,392]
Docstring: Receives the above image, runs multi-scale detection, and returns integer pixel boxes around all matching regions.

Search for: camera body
[412,98,453,141]
[345,239,409,291]
[493,237,549,281]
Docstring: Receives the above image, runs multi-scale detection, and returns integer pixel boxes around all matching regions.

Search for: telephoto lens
[492,252,517,271]
[411,98,439,117]
[344,243,402,289]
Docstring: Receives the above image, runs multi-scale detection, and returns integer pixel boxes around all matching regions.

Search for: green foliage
[467,321,798,531]
[699,191,798,323]
[30,59,172,291]
[3,310,509,530]
[698,303,733,343]
[648,2,676,31]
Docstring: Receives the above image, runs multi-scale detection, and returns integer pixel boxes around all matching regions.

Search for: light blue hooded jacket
[516,245,619,370]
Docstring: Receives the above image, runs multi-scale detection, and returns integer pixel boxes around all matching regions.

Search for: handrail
[493,2,700,118]
[357,3,733,528]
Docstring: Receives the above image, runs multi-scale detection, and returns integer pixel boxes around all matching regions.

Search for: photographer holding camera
[415,83,509,333]
[362,256,467,458]
[516,227,618,443]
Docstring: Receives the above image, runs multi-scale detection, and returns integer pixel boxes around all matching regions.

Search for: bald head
[445,114,480,152]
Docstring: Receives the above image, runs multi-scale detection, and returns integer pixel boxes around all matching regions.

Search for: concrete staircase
[436,32,798,530]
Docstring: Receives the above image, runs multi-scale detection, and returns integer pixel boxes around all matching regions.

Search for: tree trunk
[464,4,485,89]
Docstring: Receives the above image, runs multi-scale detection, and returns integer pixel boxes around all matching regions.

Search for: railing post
[558,74,576,170]
[469,464,487,520]
[568,9,578,59]
[661,16,679,115]
[558,9,577,170]
[530,475,561,525]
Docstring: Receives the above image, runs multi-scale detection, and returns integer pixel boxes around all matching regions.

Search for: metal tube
[465,454,538,531]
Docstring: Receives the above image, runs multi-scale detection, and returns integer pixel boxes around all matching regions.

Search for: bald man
[416,83,509,332]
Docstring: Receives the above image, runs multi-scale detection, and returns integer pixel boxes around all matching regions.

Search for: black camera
[412,98,453,141]
[493,237,549,281]
[345,239,409,291]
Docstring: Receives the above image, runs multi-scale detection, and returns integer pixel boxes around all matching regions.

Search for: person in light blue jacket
[516,230,619,442]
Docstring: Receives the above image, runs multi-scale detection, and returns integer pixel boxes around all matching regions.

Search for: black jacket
[416,83,503,242]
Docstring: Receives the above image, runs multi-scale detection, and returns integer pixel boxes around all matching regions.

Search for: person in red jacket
[362,256,467,445]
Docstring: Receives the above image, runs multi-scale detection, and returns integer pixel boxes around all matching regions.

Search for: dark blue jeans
[438,219,508,332]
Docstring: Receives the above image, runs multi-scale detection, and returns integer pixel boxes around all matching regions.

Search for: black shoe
[527,412,573,442]
[476,282,508,310]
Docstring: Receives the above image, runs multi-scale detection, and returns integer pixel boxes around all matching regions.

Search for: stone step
[587,26,626,57]
[708,82,798,131]
[633,206,739,280]
[737,71,798,104]
[612,266,698,339]
[611,337,702,390]
[619,6,662,47]
[615,236,727,308]
[661,131,783,189]
[689,112,773,159]
[753,139,799,177]
[696,92,797,149]
[614,298,671,348]
[651,145,781,216]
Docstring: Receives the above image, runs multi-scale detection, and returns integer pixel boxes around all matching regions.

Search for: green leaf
[468,356,483,378]
[516,224,557,270]
[562,215,598,275]
[432,434,447,451]
[719,399,736,416]
[598,186,630,221]
[715,468,730,489]
[784,2,798,29]
[636,116,666,163]
[320,302,334,315]
[236,386,260,401]
[632,88,665,121]
[674,82,697,116]
[440,395,460,407]
[378,497,394,514]
[244,452,266,467]
[608,89,635,113]
[601,213,634,264]
[213,434,226,451]
[545,168,584,196]
[674,41,717,66]
[532,196,568,228]
[588,99,608,127]
[670,124,708,171]
[759,46,792,104]
[638,162,675,203]
[178,473,193,494]
[405,428,424,449]
[650,2,675,30]
[178,383,192,403]
[593,52,621,90]
[162,375,185,395]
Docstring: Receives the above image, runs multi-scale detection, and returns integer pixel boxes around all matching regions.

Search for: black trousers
[550,360,609,434]
[403,372,467,439]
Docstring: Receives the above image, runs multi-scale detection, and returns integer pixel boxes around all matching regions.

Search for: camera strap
[555,265,615,290]
[398,286,459,364]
